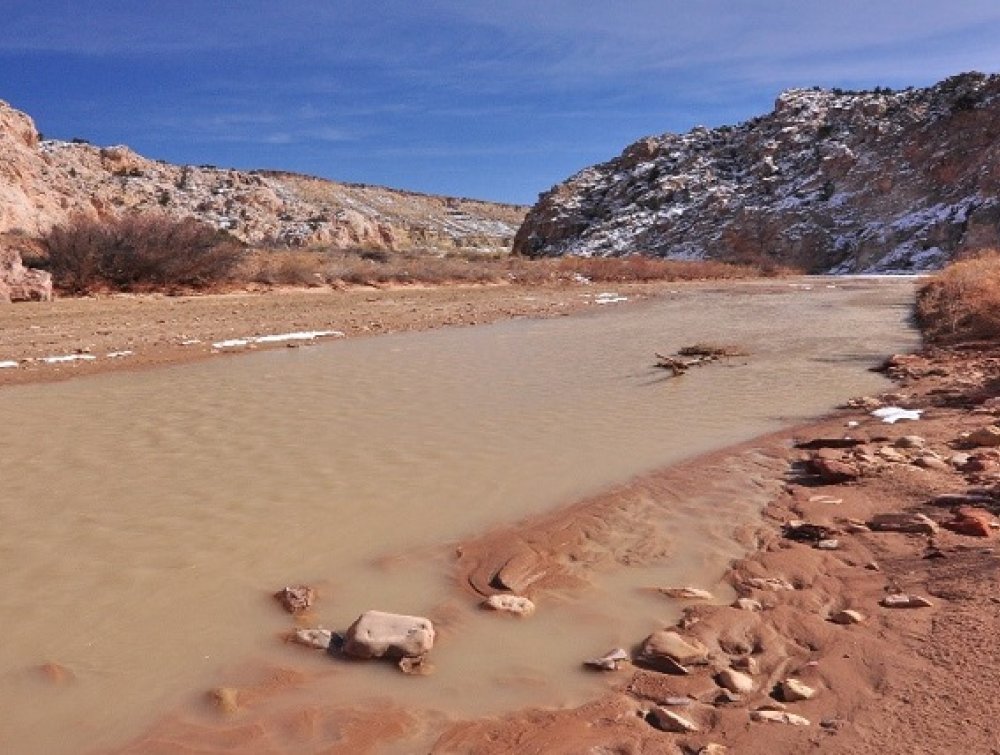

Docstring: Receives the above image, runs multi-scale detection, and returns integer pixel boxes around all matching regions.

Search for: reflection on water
[0,279,917,753]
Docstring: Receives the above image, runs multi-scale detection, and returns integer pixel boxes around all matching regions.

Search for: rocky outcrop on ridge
[0,245,51,302]
[515,72,1000,272]
[0,100,525,252]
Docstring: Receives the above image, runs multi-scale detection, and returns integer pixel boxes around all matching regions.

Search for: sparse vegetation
[42,213,244,293]
[915,250,1000,343]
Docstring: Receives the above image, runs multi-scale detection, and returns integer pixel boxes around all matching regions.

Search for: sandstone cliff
[0,101,525,252]
[514,72,1000,272]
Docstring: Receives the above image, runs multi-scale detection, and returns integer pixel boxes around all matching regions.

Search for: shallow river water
[0,278,918,753]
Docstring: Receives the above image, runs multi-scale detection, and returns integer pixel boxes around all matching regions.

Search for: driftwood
[655,343,748,377]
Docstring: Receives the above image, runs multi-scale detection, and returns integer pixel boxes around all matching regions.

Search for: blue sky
[2,1,1000,204]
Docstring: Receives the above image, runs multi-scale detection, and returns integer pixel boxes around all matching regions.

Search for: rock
[778,678,816,702]
[966,426,1000,447]
[208,687,240,714]
[657,586,715,600]
[0,247,52,303]
[731,656,760,674]
[950,453,973,468]
[915,456,950,471]
[876,447,907,463]
[945,506,994,537]
[291,628,333,650]
[744,576,795,591]
[715,668,755,694]
[647,706,699,733]
[482,594,536,616]
[865,561,881,571]
[273,585,315,614]
[795,438,866,450]
[816,539,840,550]
[342,611,435,660]
[694,745,727,755]
[867,512,938,535]
[808,454,858,483]
[663,696,693,707]
[733,597,763,611]
[711,688,743,705]
[584,648,630,671]
[783,521,835,542]
[894,435,926,448]
[752,710,810,726]
[397,655,434,675]
[881,594,933,608]
[640,630,709,668]
[829,609,865,625]
[933,492,995,507]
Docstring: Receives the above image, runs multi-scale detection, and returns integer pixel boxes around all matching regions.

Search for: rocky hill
[0,101,525,252]
[515,72,1000,272]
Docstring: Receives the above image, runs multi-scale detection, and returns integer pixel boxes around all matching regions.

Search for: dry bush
[43,213,243,293]
[242,249,327,286]
[916,250,1000,343]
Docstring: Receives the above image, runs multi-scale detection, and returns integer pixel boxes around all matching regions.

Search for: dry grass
[916,250,1000,343]
[242,248,783,289]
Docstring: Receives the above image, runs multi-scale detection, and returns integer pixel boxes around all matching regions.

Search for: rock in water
[583,648,630,671]
[482,594,536,616]
[342,611,435,660]
[291,628,333,650]
[273,585,315,614]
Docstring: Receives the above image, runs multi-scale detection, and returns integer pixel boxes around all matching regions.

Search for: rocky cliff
[0,101,525,252]
[515,72,1000,272]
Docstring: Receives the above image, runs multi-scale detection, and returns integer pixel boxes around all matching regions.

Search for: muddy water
[0,278,917,753]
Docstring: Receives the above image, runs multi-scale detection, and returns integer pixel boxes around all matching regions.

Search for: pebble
[273,585,315,614]
[778,678,816,702]
[752,709,810,726]
[915,456,950,471]
[830,609,865,625]
[881,594,933,608]
[647,706,699,733]
[291,628,333,650]
[483,594,536,616]
[716,668,755,694]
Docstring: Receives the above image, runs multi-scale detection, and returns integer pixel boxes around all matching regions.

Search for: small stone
[784,522,835,542]
[778,678,816,702]
[867,512,938,535]
[950,453,972,468]
[342,611,435,660]
[291,628,333,650]
[808,454,858,483]
[756,701,787,711]
[712,688,743,705]
[273,585,315,614]
[397,655,434,675]
[966,426,1000,447]
[731,656,760,674]
[583,648,630,671]
[881,594,933,608]
[752,710,810,726]
[745,576,795,591]
[915,456,950,471]
[716,668,755,694]
[663,696,693,707]
[816,539,840,550]
[647,706,699,733]
[829,609,865,625]
[208,687,240,714]
[945,507,994,537]
[482,594,536,616]
[733,597,763,611]
[865,561,881,571]
[877,447,907,463]
[894,435,926,449]
[658,586,715,601]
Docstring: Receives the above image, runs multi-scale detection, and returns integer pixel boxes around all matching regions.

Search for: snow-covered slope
[515,72,1000,272]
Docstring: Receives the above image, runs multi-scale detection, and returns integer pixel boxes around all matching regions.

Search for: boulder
[342,610,435,660]
[639,630,709,667]
[482,594,536,616]
[0,247,52,303]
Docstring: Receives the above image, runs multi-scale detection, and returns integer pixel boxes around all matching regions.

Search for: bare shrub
[916,250,1000,343]
[43,214,243,293]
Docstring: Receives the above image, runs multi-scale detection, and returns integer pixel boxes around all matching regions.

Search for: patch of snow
[0,360,18,369]
[212,330,344,349]
[872,406,923,424]
[40,354,97,364]
[594,292,628,304]
[106,350,134,359]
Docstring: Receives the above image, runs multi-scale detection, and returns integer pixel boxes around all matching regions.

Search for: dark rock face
[515,73,1000,273]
